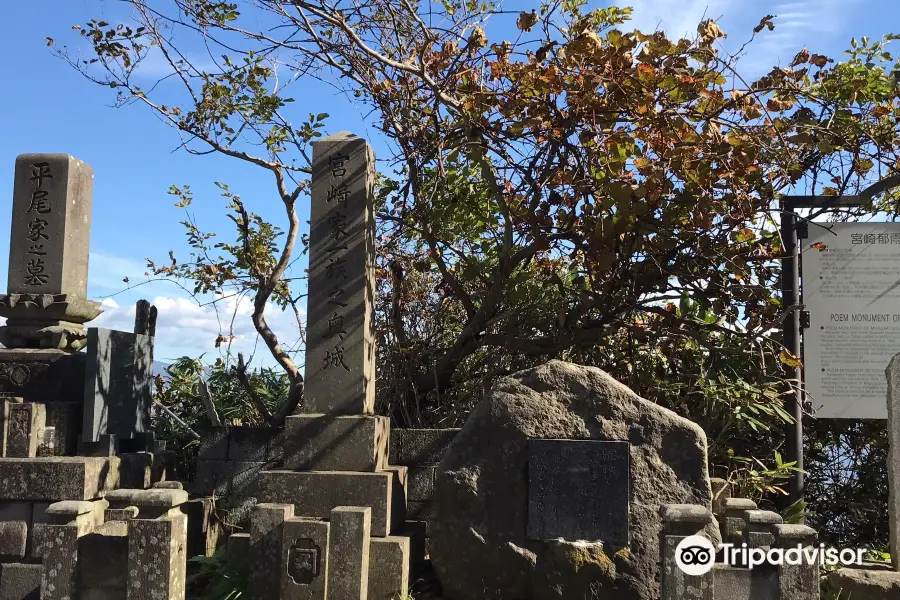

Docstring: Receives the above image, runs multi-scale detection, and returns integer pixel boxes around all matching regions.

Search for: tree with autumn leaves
[54,0,900,545]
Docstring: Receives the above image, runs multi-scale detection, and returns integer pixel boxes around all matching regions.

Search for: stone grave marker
[303,132,376,415]
[0,154,102,351]
[81,328,153,446]
[527,439,630,545]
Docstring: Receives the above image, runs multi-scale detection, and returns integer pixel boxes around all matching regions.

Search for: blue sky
[0,0,891,368]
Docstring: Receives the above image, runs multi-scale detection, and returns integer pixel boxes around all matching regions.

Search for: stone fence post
[660,504,715,600]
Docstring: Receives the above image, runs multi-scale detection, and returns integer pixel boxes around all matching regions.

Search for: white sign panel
[803,222,900,419]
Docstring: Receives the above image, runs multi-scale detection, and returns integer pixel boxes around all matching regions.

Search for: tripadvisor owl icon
[675,536,716,576]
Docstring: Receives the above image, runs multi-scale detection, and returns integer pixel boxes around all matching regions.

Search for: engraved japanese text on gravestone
[304,133,376,415]
[527,439,630,545]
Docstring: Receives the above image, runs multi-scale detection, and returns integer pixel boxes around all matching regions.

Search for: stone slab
[327,507,371,600]
[119,452,153,489]
[398,429,459,465]
[226,533,250,567]
[407,466,435,502]
[33,523,80,600]
[82,328,152,443]
[368,536,409,600]
[249,503,293,600]
[712,565,776,600]
[5,403,44,458]
[283,414,388,471]
[258,470,395,537]
[229,426,280,462]
[43,402,80,456]
[0,562,41,600]
[198,427,229,460]
[78,530,128,590]
[526,439,629,544]
[0,350,85,405]
[8,154,93,297]
[192,459,231,498]
[828,567,900,600]
[126,513,187,600]
[303,133,376,415]
[0,521,26,559]
[406,502,432,536]
[281,518,330,600]
[0,457,119,501]
[0,502,31,523]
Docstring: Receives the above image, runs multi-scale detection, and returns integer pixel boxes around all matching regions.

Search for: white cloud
[92,293,306,368]
[627,0,735,40]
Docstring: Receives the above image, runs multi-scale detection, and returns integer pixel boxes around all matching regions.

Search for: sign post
[781,174,900,506]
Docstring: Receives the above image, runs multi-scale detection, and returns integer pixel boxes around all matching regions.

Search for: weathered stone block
[407,466,435,502]
[193,459,231,498]
[258,470,395,536]
[5,403,45,458]
[0,562,40,600]
[406,502,432,535]
[227,461,274,508]
[118,451,152,490]
[249,503,293,600]
[78,529,128,590]
[0,521,26,559]
[283,414,389,472]
[327,507,371,600]
[43,402,80,456]
[127,513,187,600]
[281,518,330,600]
[401,521,427,569]
[368,536,409,600]
[107,488,188,519]
[229,427,280,462]
[828,567,900,600]
[105,507,139,522]
[0,350,86,405]
[399,429,459,465]
[0,457,118,501]
[388,429,402,464]
[198,427,229,461]
[713,564,776,600]
[33,523,80,600]
[227,533,250,567]
[0,503,31,523]
[182,498,218,558]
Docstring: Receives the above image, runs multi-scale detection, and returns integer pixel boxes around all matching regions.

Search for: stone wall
[388,428,460,559]
[192,426,284,514]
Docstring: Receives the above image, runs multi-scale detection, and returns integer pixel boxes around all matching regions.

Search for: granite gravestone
[81,328,153,446]
[527,439,630,545]
[303,132,376,415]
[0,154,102,351]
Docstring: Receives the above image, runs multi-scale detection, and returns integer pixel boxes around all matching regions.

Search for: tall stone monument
[248,132,409,600]
[0,154,102,352]
[304,132,376,415]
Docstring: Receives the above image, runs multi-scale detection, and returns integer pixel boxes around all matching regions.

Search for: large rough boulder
[429,360,719,600]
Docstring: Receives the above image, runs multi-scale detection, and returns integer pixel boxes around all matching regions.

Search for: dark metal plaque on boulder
[527,439,629,545]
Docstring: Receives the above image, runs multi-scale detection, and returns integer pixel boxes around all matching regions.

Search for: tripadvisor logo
[674,535,866,576]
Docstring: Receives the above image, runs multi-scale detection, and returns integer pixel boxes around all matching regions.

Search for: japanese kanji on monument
[303,132,376,415]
